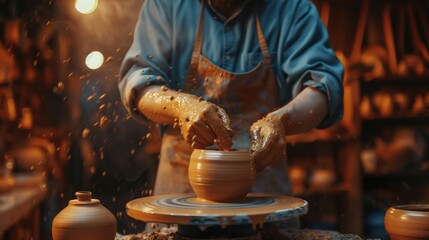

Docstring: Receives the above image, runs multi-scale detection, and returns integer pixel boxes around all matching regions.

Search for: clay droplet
[57,82,64,90]
[105,56,113,63]
[82,128,90,138]
[99,104,107,111]
[87,95,94,101]
[99,116,109,128]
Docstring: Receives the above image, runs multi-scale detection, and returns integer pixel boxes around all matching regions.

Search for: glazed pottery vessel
[385,204,429,240]
[52,191,116,240]
[189,149,255,202]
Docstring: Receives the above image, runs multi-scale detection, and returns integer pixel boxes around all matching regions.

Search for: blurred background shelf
[287,127,356,144]
[297,183,350,197]
[361,76,429,87]
[363,169,429,181]
[361,112,429,124]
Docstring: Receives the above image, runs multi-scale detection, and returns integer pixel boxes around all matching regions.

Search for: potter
[119,0,343,201]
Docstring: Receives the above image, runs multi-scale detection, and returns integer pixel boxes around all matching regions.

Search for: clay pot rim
[392,204,429,212]
[193,149,253,161]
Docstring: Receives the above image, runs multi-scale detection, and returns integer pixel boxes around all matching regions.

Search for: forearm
[269,87,328,135]
[137,85,198,124]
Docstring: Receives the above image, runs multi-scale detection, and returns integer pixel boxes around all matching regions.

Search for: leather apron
[153,0,291,196]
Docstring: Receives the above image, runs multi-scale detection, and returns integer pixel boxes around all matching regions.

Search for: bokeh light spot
[75,0,98,14]
[85,51,104,70]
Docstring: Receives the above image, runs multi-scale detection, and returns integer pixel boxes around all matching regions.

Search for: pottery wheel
[126,193,308,227]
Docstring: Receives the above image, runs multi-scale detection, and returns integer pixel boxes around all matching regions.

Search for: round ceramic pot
[189,149,255,202]
[52,191,116,240]
[385,204,429,240]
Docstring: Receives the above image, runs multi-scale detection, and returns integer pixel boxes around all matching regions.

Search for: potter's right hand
[175,96,233,150]
[137,85,233,150]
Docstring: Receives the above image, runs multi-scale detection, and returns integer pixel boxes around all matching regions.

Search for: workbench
[0,176,47,240]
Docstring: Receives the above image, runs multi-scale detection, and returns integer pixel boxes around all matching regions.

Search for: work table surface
[0,185,47,235]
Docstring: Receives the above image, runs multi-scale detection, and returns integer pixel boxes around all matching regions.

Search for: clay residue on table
[116,228,364,240]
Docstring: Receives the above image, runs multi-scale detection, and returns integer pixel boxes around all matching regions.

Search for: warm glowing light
[75,0,98,14]
[85,51,104,70]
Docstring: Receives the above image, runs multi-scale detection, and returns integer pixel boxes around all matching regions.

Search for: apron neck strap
[192,0,206,59]
[255,13,271,63]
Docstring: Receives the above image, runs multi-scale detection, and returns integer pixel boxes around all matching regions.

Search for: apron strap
[191,0,205,66]
[186,0,205,90]
[256,13,272,65]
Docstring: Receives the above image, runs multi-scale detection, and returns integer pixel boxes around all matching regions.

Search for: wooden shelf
[361,76,429,94]
[287,127,356,144]
[363,170,429,181]
[362,75,429,86]
[361,112,429,125]
[298,183,350,197]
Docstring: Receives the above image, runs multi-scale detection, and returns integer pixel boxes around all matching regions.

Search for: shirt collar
[207,0,264,23]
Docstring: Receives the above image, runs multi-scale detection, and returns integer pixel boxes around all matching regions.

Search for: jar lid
[69,191,100,205]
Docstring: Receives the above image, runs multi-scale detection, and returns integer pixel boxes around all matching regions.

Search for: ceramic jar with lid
[189,149,255,202]
[52,191,116,240]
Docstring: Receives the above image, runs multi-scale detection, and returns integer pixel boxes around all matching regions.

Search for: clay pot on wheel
[385,204,429,240]
[52,191,116,240]
[189,149,255,202]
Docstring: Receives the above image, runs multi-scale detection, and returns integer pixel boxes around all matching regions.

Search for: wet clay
[126,193,308,230]
[249,114,286,171]
[385,204,429,240]
[188,149,255,202]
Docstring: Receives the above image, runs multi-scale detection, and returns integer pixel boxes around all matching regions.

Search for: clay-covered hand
[175,96,233,150]
[249,114,286,171]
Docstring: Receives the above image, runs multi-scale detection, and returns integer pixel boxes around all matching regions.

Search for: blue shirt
[119,0,344,128]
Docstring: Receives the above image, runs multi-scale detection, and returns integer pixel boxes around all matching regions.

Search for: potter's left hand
[250,113,286,171]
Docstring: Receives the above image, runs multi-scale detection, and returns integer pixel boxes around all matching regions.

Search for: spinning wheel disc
[126,193,308,226]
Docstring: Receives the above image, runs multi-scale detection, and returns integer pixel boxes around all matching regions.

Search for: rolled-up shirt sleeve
[119,0,172,123]
[281,0,344,129]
